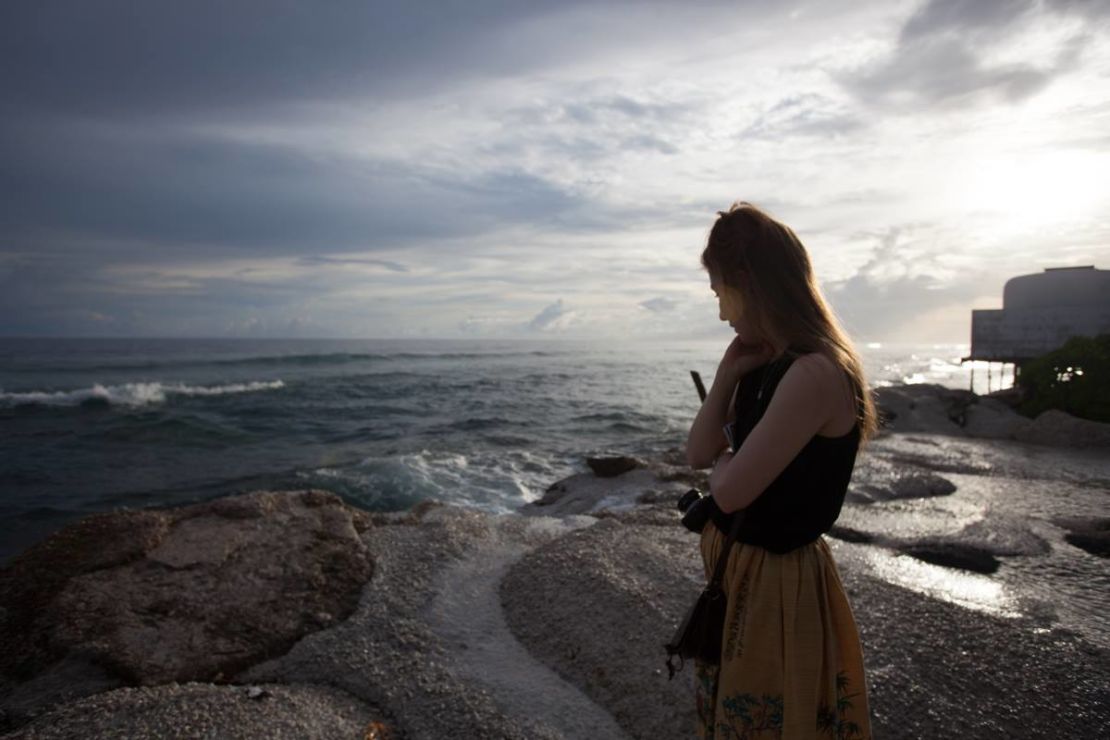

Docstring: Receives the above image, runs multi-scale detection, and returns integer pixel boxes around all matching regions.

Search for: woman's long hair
[700,201,880,448]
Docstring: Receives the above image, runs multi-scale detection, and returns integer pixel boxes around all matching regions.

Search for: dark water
[0,336,981,564]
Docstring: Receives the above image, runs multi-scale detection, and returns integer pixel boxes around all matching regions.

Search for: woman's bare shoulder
[792,352,840,382]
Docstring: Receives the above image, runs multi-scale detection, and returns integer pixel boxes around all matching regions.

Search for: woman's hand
[718,334,777,380]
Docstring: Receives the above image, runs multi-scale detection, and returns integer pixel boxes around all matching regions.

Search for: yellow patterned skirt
[695,520,871,739]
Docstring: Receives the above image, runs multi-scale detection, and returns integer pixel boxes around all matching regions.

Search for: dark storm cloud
[1,1,712,264]
[0,0,762,119]
[0,0,588,117]
[0,247,372,336]
[0,115,586,256]
[1042,0,1110,19]
[2,1,710,262]
[0,0,780,264]
[899,0,1036,41]
[838,0,1090,109]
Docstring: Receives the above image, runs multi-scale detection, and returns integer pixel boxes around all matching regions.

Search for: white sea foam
[301,447,568,513]
[0,379,285,407]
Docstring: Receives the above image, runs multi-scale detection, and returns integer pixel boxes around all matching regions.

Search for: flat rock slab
[500,514,705,738]
[0,489,374,726]
[424,516,631,740]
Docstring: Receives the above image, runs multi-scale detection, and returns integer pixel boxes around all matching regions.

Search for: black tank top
[707,352,860,554]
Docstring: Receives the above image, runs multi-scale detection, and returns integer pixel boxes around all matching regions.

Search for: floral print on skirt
[694,520,871,739]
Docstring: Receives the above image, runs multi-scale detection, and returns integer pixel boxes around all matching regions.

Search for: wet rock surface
[826,525,876,544]
[520,466,689,518]
[848,455,958,504]
[1056,516,1110,558]
[896,540,1001,574]
[839,553,1110,740]
[586,456,642,478]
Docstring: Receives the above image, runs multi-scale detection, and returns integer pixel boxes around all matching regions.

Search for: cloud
[0,1,779,120]
[836,0,1088,110]
[296,256,410,272]
[639,296,678,312]
[741,94,864,140]
[0,0,592,117]
[821,224,997,341]
[0,118,594,256]
[899,0,1036,42]
[527,298,575,332]
[1035,0,1110,21]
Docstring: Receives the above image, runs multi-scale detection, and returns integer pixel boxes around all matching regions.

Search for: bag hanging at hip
[662,508,743,680]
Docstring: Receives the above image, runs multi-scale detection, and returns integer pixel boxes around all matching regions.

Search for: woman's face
[710,275,752,337]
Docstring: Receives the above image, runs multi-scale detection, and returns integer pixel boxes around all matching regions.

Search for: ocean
[0,336,991,565]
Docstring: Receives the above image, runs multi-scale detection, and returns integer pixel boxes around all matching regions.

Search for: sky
[1,0,1108,343]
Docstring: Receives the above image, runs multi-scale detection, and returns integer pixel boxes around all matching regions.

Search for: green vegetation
[1017,334,1110,423]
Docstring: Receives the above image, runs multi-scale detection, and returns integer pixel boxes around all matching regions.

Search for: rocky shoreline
[2,385,1109,738]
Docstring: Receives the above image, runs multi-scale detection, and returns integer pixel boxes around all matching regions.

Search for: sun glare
[957,149,1109,232]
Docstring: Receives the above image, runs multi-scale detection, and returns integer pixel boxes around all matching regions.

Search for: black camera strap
[707,509,743,593]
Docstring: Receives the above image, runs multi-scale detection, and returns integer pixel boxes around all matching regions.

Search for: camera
[676,487,717,533]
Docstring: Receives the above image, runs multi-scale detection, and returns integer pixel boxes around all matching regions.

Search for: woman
[685,202,877,739]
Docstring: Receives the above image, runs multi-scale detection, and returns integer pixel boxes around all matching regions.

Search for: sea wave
[297,446,566,512]
[0,380,286,408]
[36,349,560,372]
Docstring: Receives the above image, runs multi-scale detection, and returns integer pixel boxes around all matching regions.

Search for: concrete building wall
[968,266,1110,362]
[1003,266,1110,310]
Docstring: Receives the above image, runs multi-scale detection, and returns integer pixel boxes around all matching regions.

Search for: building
[962,265,1110,393]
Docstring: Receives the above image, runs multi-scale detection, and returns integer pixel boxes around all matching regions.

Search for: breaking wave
[0,380,286,408]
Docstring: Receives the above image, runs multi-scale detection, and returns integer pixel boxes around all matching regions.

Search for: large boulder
[873,384,976,435]
[0,489,374,728]
[500,517,702,738]
[847,455,958,504]
[1016,409,1110,449]
[585,456,641,478]
[521,462,689,517]
[874,383,1110,448]
[962,397,1034,440]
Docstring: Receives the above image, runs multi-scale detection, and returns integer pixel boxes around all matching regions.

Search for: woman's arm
[709,354,836,513]
[685,368,741,469]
